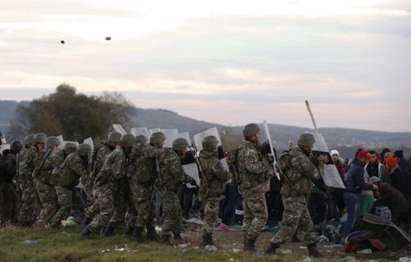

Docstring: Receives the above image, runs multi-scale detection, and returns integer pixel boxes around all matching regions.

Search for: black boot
[81,225,92,239]
[146,225,158,241]
[81,217,91,230]
[125,226,134,237]
[160,233,172,245]
[103,224,115,237]
[265,242,281,255]
[132,226,145,242]
[307,244,322,258]
[244,237,256,252]
[201,232,215,247]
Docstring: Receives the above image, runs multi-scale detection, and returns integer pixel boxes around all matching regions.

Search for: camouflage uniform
[237,140,271,243]
[84,143,115,220]
[18,145,42,226]
[33,148,58,225]
[199,142,230,245]
[50,151,88,227]
[157,148,184,240]
[270,146,319,246]
[87,146,125,233]
[129,143,163,240]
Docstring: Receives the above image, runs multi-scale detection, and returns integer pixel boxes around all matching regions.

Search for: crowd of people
[0,124,410,257]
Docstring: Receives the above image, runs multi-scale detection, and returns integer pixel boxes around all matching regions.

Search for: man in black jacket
[0,141,22,226]
[342,149,375,238]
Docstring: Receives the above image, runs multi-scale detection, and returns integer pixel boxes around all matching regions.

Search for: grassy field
[0,225,404,262]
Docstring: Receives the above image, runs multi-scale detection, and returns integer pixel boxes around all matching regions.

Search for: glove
[261,141,272,155]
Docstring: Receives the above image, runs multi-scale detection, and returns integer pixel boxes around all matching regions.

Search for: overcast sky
[1,0,410,131]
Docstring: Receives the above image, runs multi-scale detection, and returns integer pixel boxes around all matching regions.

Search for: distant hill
[1,100,411,151]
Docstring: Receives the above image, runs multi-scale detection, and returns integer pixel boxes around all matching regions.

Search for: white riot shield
[57,135,64,149]
[112,124,127,136]
[312,131,329,153]
[323,165,345,189]
[0,144,10,154]
[177,132,192,145]
[83,137,94,164]
[130,127,150,139]
[182,163,201,187]
[305,101,345,189]
[161,129,179,148]
[193,127,221,152]
[261,121,280,180]
[149,128,162,136]
[312,131,345,189]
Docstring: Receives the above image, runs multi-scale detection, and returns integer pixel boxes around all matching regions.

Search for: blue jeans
[342,192,359,238]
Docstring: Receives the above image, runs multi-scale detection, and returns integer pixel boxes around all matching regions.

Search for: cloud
[0,0,410,131]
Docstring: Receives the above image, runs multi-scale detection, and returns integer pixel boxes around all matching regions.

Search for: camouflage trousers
[18,181,40,226]
[271,195,318,245]
[50,186,73,227]
[35,180,58,225]
[159,191,183,238]
[242,192,267,241]
[202,198,219,235]
[131,185,154,228]
[108,179,129,226]
[88,183,114,232]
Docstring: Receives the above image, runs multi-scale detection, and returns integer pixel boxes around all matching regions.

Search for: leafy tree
[9,84,134,141]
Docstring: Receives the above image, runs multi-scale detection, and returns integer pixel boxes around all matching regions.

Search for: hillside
[1,100,411,149]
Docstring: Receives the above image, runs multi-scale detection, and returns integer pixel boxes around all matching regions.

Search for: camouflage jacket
[199,150,230,200]
[94,146,126,186]
[57,152,88,188]
[280,146,319,197]
[33,147,66,184]
[49,149,67,185]
[237,140,271,193]
[93,143,113,175]
[157,148,183,193]
[130,144,162,186]
[20,146,43,184]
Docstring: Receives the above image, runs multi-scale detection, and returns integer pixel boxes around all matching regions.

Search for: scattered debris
[232,248,241,253]
[357,249,373,254]
[302,257,313,262]
[61,216,76,227]
[399,258,411,262]
[343,256,357,262]
[178,243,189,249]
[278,249,292,255]
[204,245,217,252]
[22,240,38,245]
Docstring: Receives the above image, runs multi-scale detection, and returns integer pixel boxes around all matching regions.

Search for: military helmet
[202,135,219,152]
[121,134,135,148]
[243,123,260,138]
[150,132,166,147]
[34,133,47,145]
[78,143,91,157]
[107,131,122,145]
[23,134,35,147]
[46,136,60,149]
[135,135,148,145]
[298,133,315,148]
[63,142,78,155]
[172,138,189,152]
